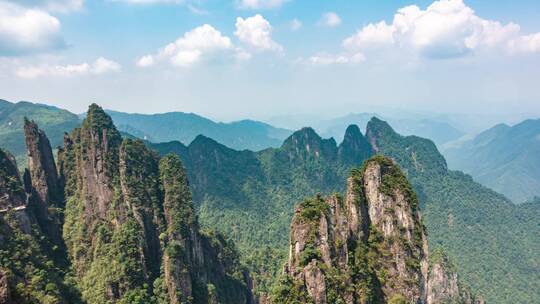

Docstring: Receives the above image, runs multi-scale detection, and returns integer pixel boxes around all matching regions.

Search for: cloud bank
[343,0,540,59]
[16,57,120,78]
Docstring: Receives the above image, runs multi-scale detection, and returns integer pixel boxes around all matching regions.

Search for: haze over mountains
[313,113,465,146]
[444,119,540,203]
[3,98,540,205]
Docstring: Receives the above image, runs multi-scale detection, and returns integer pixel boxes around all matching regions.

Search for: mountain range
[444,119,540,203]
[314,113,465,146]
[149,118,538,303]
[104,110,292,151]
[0,99,538,303]
[0,105,488,304]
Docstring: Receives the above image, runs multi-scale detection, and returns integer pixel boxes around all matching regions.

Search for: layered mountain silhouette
[444,119,540,203]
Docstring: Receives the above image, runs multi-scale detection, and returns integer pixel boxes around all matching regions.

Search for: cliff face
[427,250,485,304]
[60,104,251,304]
[23,119,63,208]
[274,156,481,304]
[0,139,78,303]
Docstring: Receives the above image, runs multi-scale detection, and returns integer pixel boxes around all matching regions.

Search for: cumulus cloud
[136,24,247,68]
[16,57,120,78]
[0,2,66,56]
[319,12,341,28]
[235,14,282,52]
[237,0,288,10]
[343,0,540,59]
[343,21,394,50]
[136,55,154,67]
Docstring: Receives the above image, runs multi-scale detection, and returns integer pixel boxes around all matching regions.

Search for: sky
[0,0,539,122]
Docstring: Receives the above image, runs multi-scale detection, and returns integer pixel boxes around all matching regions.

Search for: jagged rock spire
[275,155,480,304]
[61,104,252,304]
[159,153,200,304]
[23,118,63,207]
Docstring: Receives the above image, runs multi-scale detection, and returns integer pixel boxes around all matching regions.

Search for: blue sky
[0,0,539,122]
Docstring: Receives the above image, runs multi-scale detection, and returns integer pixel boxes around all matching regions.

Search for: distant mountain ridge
[315,113,465,146]
[0,99,292,163]
[0,99,80,165]
[444,119,540,203]
[104,110,292,151]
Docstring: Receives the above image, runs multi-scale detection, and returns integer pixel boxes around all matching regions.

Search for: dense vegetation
[0,148,80,303]
[152,118,538,303]
[444,119,540,203]
[150,125,373,299]
[1,105,251,303]
[366,117,539,303]
[61,105,251,303]
[1,100,537,303]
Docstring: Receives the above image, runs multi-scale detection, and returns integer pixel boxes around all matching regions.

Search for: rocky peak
[23,118,63,208]
[338,124,373,166]
[60,105,252,303]
[365,117,397,153]
[275,155,480,304]
[365,117,448,174]
[73,103,123,218]
[282,127,337,161]
[159,153,201,304]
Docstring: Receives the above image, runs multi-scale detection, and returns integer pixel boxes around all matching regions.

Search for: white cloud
[237,0,288,10]
[343,0,540,59]
[507,33,540,54]
[137,24,241,68]
[289,18,302,31]
[136,55,154,67]
[235,14,282,52]
[6,0,84,13]
[0,2,66,56]
[306,52,365,66]
[93,57,121,74]
[16,57,120,78]
[343,21,394,50]
[319,12,341,28]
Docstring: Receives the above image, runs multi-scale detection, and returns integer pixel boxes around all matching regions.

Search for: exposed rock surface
[23,119,63,208]
[427,249,485,304]
[275,155,482,304]
[61,104,252,303]
[0,271,10,304]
